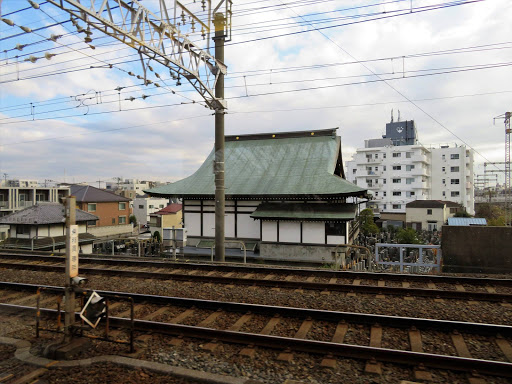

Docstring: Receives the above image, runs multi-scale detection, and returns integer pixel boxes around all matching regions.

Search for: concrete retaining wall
[442,226,512,273]
[88,224,133,238]
[260,243,337,263]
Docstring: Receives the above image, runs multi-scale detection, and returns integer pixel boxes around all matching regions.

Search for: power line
[228,90,512,115]
[277,0,500,170]
[227,0,484,46]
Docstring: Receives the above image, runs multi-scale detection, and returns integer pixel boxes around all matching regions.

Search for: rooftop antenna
[398,109,401,122]
[390,109,394,123]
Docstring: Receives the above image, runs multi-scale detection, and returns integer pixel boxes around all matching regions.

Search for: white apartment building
[106,179,164,197]
[346,118,474,218]
[430,146,474,214]
[346,144,431,214]
[0,183,70,217]
[133,196,170,225]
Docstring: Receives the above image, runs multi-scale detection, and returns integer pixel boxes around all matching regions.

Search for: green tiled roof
[146,129,366,198]
[250,203,357,221]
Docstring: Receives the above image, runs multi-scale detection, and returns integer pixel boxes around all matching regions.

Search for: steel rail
[1,281,511,337]
[0,252,510,287]
[0,261,510,303]
[1,302,511,378]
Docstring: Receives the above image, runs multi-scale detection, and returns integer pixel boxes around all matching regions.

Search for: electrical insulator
[20,26,32,33]
[2,18,15,26]
[28,1,40,9]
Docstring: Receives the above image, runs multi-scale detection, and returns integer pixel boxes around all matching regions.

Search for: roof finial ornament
[391,109,394,123]
[398,109,401,122]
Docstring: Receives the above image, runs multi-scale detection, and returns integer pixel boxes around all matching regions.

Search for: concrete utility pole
[214,13,226,262]
[43,0,232,256]
[64,196,77,340]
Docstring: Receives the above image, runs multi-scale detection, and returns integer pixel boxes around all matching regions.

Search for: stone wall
[442,226,512,273]
[260,243,338,264]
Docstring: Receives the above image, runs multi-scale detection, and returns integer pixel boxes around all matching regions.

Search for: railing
[31,235,56,252]
[211,241,247,264]
[0,202,8,208]
[375,243,442,273]
[18,201,33,208]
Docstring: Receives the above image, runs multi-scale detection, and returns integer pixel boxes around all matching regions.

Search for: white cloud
[0,0,511,185]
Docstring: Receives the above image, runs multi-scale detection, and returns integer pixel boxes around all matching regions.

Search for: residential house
[406,200,462,231]
[70,185,132,237]
[0,203,98,253]
[146,129,367,263]
[149,203,182,236]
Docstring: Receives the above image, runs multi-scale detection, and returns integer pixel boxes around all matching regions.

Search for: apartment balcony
[367,183,384,189]
[412,168,430,176]
[409,181,429,189]
[356,158,382,165]
[412,154,429,163]
[355,171,382,178]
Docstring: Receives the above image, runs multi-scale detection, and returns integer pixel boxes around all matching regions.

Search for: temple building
[146,129,368,262]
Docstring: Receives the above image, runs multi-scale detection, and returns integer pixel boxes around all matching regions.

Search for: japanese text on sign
[69,225,79,278]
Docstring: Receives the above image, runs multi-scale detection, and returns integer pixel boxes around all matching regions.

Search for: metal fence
[375,243,442,273]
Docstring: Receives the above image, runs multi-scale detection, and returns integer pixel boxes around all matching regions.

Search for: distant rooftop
[0,203,98,225]
[70,184,131,203]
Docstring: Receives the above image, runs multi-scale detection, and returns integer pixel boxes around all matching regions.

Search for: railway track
[0,253,511,303]
[1,281,512,379]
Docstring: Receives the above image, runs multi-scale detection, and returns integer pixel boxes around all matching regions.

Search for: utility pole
[492,112,511,225]
[214,13,226,262]
[38,0,232,255]
[64,196,77,341]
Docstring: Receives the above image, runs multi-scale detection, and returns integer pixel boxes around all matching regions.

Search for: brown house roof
[406,200,462,209]
[70,185,131,203]
[152,203,182,216]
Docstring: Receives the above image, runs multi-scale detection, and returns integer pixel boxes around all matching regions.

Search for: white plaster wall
[80,244,93,254]
[327,235,345,245]
[237,214,260,239]
[203,213,215,237]
[49,225,65,237]
[225,213,235,238]
[262,221,277,242]
[185,212,201,237]
[302,222,324,244]
[279,221,301,243]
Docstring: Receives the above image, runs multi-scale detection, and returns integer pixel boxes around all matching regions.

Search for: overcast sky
[0,0,511,186]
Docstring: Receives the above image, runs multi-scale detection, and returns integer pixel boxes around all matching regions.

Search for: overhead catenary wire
[276,0,501,170]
